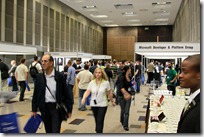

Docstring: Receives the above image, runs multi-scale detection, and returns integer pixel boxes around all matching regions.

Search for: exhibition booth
[134,42,200,67]
[44,52,93,72]
[0,42,37,55]
[134,42,200,133]
[92,55,112,60]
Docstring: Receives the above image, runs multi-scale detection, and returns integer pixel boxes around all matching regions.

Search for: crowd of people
[0,53,200,133]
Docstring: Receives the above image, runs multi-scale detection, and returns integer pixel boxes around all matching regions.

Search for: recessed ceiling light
[152,2,171,5]
[82,5,97,9]
[122,12,137,16]
[127,19,140,22]
[90,14,108,18]
[155,22,168,25]
[105,24,119,27]
[154,18,169,22]
[114,4,133,9]
[153,10,170,15]
[152,2,171,8]
[129,23,142,26]
[82,5,97,11]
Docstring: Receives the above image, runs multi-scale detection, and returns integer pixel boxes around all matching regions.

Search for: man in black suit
[32,54,73,133]
[177,54,200,133]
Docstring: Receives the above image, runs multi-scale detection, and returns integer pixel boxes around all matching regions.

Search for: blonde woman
[81,67,115,133]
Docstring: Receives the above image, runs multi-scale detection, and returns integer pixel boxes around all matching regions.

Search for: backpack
[29,63,39,78]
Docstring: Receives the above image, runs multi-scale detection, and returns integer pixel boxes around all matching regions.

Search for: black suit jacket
[32,70,73,115]
[177,93,200,133]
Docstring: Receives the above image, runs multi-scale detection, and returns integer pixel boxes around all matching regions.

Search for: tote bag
[0,112,19,133]
[24,114,42,133]
[8,77,12,86]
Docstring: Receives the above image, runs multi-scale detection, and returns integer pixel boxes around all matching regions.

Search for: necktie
[183,100,190,114]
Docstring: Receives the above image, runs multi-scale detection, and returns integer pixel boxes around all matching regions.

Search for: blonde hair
[93,67,108,81]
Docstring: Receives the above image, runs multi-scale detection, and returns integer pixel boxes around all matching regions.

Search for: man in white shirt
[177,54,200,133]
[76,64,93,111]
[32,54,73,133]
[15,58,28,101]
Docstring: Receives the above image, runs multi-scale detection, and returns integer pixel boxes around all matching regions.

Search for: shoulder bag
[46,85,68,121]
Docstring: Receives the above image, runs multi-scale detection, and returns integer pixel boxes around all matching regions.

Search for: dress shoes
[123,126,129,131]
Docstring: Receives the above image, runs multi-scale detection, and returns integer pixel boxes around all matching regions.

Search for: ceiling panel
[59,0,183,27]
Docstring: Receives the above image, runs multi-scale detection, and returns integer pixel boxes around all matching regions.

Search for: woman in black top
[117,65,132,131]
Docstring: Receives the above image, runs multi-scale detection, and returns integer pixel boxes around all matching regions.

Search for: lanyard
[95,80,102,98]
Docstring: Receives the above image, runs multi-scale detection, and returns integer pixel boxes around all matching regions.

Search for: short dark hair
[34,55,38,61]
[21,58,26,63]
[49,55,54,62]
[84,64,89,70]
[184,54,200,72]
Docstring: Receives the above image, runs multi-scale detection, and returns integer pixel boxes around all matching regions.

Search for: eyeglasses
[41,60,49,63]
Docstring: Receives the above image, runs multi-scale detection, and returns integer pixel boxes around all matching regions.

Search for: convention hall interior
[0,0,201,134]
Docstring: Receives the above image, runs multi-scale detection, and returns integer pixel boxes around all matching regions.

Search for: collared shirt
[45,69,57,103]
[15,64,28,81]
[188,89,200,104]
[87,79,111,107]
[66,66,76,85]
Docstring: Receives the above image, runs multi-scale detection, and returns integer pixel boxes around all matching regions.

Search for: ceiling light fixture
[105,24,119,27]
[114,4,133,9]
[82,5,97,9]
[90,14,108,18]
[122,12,137,16]
[129,23,142,26]
[127,19,140,22]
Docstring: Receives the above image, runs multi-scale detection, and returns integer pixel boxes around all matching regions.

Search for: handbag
[26,81,30,91]
[46,85,68,121]
[0,112,19,133]
[24,114,42,133]
[56,103,68,121]
[8,77,12,86]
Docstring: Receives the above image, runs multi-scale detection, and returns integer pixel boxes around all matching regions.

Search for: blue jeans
[78,88,86,109]
[119,96,131,128]
[135,76,141,92]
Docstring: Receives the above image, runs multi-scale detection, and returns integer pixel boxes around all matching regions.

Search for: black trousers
[18,81,26,100]
[167,85,176,96]
[91,107,107,133]
[147,72,154,83]
[41,103,62,133]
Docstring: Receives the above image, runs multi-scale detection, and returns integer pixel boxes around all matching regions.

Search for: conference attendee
[32,54,73,133]
[177,54,200,133]
[133,60,141,93]
[146,60,154,84]
[89,60,98,74]
[8,60,18,91]
[166,62,177,96]
[117,65,132,131]
[29,55,42,86]
[76,64,93,111]
[66,60,76,102]
[15,58,28,101]
[81,67,115,133]
[0,59,9,92]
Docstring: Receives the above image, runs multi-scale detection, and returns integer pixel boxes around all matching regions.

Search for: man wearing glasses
[31,54,73,133]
